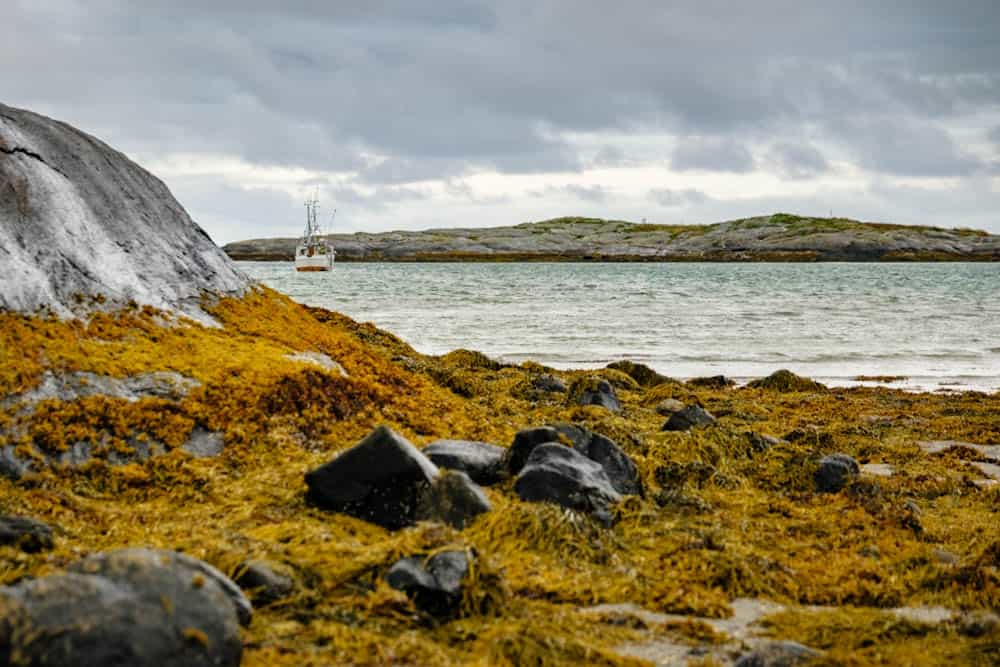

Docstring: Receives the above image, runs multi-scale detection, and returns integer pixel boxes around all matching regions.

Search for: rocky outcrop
[223,214,1000,262]
[0,103,247,321]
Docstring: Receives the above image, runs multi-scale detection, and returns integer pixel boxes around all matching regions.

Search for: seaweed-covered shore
[1,288,998,666]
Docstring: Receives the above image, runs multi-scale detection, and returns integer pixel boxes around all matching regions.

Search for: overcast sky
[4,1,1000,242]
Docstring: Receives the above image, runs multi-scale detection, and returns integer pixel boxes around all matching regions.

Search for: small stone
[814,453,860,493]
[654,398,685,416]
[233,560,295,605]
[181,428,224,457]
[532,373,567,393]
[386,550,470,617]
[0,515,54,552]
[734,640,821,667]
[686,375,735,389]
[747,432,782,453]
[514,443,621,525]
[573,377,622,412]
[661,405,716,431]
[932,548,958,565]
[423,439,505,485]
[305,425,439,530]
[416,470,492,529]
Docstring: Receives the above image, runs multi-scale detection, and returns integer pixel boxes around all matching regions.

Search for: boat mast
[303,193,320,246]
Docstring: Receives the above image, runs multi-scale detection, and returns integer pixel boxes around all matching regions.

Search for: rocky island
[224,215,1000,263]
[1,104,999,666]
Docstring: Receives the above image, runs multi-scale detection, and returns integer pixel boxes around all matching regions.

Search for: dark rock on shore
[514,444,622,525]
[532,373,568,393]
[233,560,295,605]
[0,515,53,552]
[687,375,735,389]
[662,405,716,431]
[0,548,246,667]
[416,470,492,529]
[815,453,861,493]
[734,640,821,666]
[423,439,505,485]
[570,377,622,412]
[606,361,674,388]
[305,425,438,530]
[749,369,826,392]
[386,550,470,617]
[550,423,643,497]
[506,426,564,475]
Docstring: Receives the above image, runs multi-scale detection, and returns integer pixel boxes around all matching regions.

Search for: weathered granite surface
[0,102,248,321]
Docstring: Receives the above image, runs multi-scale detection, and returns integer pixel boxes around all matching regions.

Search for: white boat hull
[295,253,334,272]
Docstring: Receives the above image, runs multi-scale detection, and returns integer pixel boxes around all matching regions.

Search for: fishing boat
[294,195,335,272]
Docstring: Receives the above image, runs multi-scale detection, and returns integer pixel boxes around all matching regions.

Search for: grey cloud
[767,142,829,179]
[529,184,611,203]
[835,118,983,177]
[647,188,711,207]
[671,137,755,173]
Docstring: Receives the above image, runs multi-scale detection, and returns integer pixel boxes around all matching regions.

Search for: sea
[237,261,1000,394]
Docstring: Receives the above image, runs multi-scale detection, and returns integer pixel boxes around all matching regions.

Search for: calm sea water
[237,261,1000,393]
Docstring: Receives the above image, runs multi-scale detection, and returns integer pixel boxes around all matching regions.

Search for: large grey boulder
[505,426,563,475]
[0,103,248,322]
[514,443,622,525]
[305,425,439,530]
[0,548,247,667]
[550,423,643,497]
[423,439,505,485]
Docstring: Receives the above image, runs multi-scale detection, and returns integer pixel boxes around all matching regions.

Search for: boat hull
[294,253,334,272]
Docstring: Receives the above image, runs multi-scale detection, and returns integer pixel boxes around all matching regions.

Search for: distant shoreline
[223,213,1000,263]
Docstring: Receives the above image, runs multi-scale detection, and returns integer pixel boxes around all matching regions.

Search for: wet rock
[532,373,567,393]
[386,550,470,617]
[815,453,860,493]
[0,515,53,552]
[423,439,505,485]
[305,425,439,530]
[3,371,201,412]
[506,426,563,475]
[416,470,492,529]
[654,398,686,416]
[0,548,246,667]
[606,360,674,387]
[181,427,225,458]
[687,375,735,389]
[70,548,253,628]
[233,560,295,605]
[734,640,820,667]
[514,443,622,525]
[748,369,826,393]
[56,441,92,466]
[550,423,643,496]
[571,377,622,412]
[661,405,716,431]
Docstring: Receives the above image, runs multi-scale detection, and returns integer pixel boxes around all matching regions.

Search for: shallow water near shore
[238,261,1000,393]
